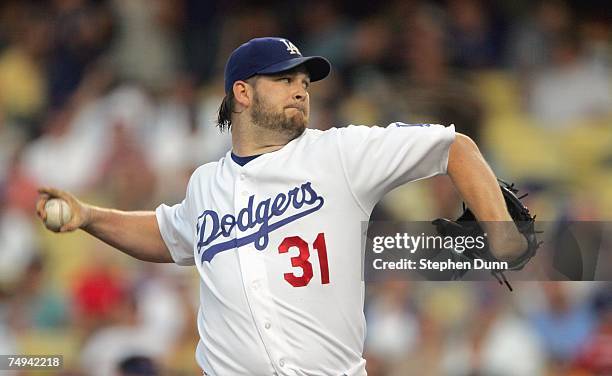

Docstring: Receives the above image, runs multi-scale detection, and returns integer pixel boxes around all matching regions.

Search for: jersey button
[279,359,285,367]
[240,174,246,180]
[264,322,271,329]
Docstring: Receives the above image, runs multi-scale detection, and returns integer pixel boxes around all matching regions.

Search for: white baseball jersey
[155,123,455,376]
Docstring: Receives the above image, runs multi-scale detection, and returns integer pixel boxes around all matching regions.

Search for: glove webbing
[448,246,514,291]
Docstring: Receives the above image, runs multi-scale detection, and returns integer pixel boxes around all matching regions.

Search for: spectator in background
[117,355,159,376]
[299,0,354,72]
[4,254,67,332]
[0,2,53,138]
[528,29,612,126]
[180,0,223,84]
[71,256,128,338]
[100,116,157,210]
[530,282,596,372]
[79,294,158,376]
[215,6,282,78]
[395,4,483,143]
[508,0,573,73]
[0,109,28,186]
[442,284,545,376]
[572,284,612,374]
[446,0,506,69]
[0,317,18,376]
[579,11,612,68]
[0,151,40,291]
[388,4,484,220]
[144,76,232,200]
[365,281,419,370]
[132,264,188,359]
[390,315,444,376]
[78,264,187,376]
[0,143,41,369]
[47,0,114,109]
[20,103,104,193]
[189,82,234,162]
[109,0,184,92]
[334,15,395,127]
[19,50,115,194]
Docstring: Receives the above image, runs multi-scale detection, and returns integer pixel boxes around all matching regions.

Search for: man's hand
[35,187,173,263]
[36,187,92,233]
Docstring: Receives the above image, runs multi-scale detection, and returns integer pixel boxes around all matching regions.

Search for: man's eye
[279,77,291,83]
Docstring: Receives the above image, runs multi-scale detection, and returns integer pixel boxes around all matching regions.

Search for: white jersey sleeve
[337,122,456,213]
[155,177,196,266]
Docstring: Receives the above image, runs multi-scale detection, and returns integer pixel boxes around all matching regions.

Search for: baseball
[44,198,72,231]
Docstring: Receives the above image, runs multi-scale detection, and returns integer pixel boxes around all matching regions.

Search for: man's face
[248,68,311,139]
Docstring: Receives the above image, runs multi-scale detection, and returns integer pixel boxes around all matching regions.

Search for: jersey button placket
[239,172,248,195]
[235,166,296,375]
[234,171,283,371]
[234,172,271,365]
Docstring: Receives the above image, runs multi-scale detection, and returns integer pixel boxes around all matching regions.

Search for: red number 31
[278,233,330,287]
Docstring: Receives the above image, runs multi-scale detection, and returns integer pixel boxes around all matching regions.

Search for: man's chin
[289,126,306,140]
[284,118,307,139]
[289,112,308,126]
[292,114,309,126]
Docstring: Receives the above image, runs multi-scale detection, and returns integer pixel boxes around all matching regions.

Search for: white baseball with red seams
[156,123,455,376]
[44,198,72,231]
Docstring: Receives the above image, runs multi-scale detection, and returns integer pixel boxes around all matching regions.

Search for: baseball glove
[432,180,541,291]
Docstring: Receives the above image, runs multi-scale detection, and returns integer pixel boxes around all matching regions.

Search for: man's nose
[293,84,307,101]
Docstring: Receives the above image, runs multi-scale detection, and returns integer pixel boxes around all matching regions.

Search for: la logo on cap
[223,37,331,93]
[281,39,301,55]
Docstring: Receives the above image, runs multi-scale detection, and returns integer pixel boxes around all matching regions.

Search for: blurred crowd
[0,0,611,375]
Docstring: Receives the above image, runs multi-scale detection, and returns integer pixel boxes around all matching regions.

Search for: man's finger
[60,223,77,233]
[37,187,54,195]
[36,199,46,220]
[37,187,65,199]
[36,194,52,220]
[63,217,80,232]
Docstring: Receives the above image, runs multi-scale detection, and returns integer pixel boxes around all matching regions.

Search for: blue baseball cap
[224,37,331,94]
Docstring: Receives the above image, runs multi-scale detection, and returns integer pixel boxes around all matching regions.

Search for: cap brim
[257,56,331,82]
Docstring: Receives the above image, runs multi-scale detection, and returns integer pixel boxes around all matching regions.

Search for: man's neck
[231,122,299,157]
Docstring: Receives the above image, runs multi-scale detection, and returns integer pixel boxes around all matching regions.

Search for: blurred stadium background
[0,0,611,375]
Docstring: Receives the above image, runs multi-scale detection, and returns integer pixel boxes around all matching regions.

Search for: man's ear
[233,80,253,108]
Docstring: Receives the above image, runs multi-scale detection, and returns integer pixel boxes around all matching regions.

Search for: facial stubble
[250,92,307,140]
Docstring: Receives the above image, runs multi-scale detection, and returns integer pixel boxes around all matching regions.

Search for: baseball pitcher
[37,37,530,376]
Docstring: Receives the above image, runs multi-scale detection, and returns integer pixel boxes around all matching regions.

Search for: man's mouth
[286,106,305,113]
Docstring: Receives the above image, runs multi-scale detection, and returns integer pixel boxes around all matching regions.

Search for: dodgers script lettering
[196,182,324,263]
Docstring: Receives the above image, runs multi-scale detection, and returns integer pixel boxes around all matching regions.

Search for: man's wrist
[482,222,527,261]
[80,204,96,230]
